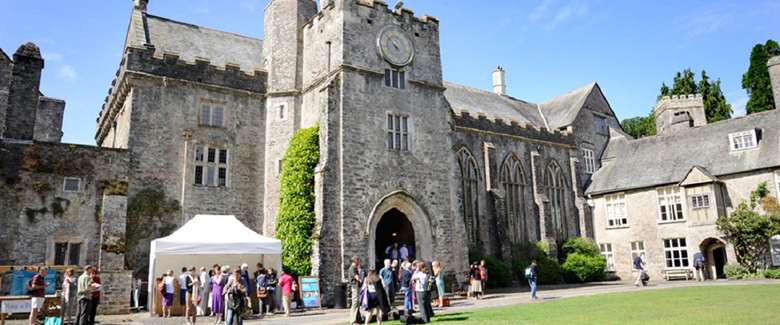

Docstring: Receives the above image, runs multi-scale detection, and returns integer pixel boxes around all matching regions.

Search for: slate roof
[128,13,264,72]
[539,82,597,129]
[587,109,780,195]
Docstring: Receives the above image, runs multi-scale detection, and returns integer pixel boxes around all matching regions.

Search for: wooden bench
[663,268,693,281]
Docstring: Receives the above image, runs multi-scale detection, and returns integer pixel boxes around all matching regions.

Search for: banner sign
[1,299,31,314]
[299,276,321,308]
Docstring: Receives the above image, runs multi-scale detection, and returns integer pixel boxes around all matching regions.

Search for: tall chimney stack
[492,66,506,96]
[769,55,780,110]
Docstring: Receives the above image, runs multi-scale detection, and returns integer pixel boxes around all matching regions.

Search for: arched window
[500,155,528,244]
[545,162,568,240]
[457,148,480,246]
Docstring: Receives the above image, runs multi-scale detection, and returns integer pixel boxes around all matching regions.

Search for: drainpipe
[180,131,192,225]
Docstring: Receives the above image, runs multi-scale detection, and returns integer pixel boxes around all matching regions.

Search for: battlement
[305,0,438,29]
[768,55,780,67]
[453,110,575,146]
[654,94,704,114]
[654,93,706,134]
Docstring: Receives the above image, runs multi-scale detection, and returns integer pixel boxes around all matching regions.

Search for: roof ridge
[443,81,536,105]
[145,13,263,42]
[541,81,596,105]
[628,108,780,144]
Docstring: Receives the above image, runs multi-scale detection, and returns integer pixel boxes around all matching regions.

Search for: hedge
[276,125,320,276]
[562,253,607,283]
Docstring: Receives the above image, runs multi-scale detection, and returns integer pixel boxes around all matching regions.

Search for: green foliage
[126,188,180,250]
[743,39,780,114]
[717,184,780,273]
[763,269,780,279]
[658,68,733,123]
[562,253,607,283]
[724,264,750,280]
[276,125,320,277]
[482,256,512,288]
[561,237,600,258]
[510,241,564,285]
[620,112,656,139]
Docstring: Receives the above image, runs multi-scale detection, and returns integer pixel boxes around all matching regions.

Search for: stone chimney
[492,66,507,96]
[769,55,780,109]
[654,94,706,135]
[5,42,43,141]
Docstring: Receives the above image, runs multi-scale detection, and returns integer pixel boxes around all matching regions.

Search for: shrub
[717,184,780,272]
[562,237,600,258]
[562,253,607,283]
[763,269,780,279]
[276,125,320,276]
[537,256,564,285]
[482,256,513,288]
[724,264,750,279]
[511,241,564,285]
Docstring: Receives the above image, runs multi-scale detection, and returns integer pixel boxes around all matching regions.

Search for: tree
[716,183,780,272]
[276,125,320,276]
[660,68,732,123]
[742,40,780,114]
[620,112,656,139]
[670,68,698,96]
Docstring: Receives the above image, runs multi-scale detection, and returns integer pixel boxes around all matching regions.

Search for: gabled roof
[125,11,264,72]
[539,82,597,129]
[679,166,719,187]
[587,109,780,195]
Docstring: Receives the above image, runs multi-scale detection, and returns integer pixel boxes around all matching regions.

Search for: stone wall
[0,49,11,138]
[5,43,43,141]
[0,141,128,266]
[769,56,780,109]
[97,270,132,314]
[654,95,706,135]
[34,96,65,143]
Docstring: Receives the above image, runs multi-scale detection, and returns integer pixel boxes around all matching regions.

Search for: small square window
[729,130,758,151]
[63,178,81,192]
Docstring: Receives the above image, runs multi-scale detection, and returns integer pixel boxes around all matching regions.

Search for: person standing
[62,268,78,324]
[399,262,413,316]
[28,265,48,325]
[264,268,278,314]
[162,270,175,318]
[89,269,102,325]
[479,260,488,297]
[180,267,191,308]
[379,259,395,308]
[399,245,410,263]
[224,270,246,325]
[469,264,482,300]
[131,276,142,310]
[76,266,95,325]
[348,256,366,325]
[693,252,706,281]
[633,255,646,287]
[362,269,391,325]
[432,261,445,308]
[187,267,200,325]
[411,263,432,323]
[210,265,225,324]
[526,260,539,302]
[255,268,268,316]
[198,267,210,316]
[278,269,294,317]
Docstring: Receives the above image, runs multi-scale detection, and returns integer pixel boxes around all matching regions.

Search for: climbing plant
[276,125,320,276]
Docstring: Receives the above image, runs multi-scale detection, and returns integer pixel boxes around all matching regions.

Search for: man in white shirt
[178,267,190,307]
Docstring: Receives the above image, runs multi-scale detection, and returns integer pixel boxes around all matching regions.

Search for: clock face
[377,26,415,67]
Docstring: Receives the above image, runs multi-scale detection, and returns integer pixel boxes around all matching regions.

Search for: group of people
[29,264,103,325]
[467,260,488,300]
[349,256,447,325]
[157,262,295,325]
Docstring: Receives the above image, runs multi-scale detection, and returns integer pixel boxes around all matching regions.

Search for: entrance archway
[700,238,727,279]
[367,191,434,269]
[374,209,416,270]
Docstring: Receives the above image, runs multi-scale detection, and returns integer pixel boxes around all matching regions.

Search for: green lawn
[389,285,780,324]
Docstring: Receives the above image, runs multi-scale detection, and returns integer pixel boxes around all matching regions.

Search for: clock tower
[295,0,464,303]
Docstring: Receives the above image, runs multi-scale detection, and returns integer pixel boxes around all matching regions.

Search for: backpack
[524,267,534,279]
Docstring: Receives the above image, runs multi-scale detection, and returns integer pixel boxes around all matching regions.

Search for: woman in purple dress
[210,264,225,324]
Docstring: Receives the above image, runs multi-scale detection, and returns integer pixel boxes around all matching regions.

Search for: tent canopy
[151,214,281,255]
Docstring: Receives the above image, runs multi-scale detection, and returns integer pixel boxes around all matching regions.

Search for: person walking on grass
[28,265,48,325]
[411,263,433,323]
[525,260,539,302]
[693,252,706,281]
[362,269,391,325]
[633,254,646,287]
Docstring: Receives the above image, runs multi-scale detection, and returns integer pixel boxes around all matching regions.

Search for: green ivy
[276,125,320,276]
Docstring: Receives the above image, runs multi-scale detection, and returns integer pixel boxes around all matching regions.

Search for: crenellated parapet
[452,110,576,147]
[654,93,706,134]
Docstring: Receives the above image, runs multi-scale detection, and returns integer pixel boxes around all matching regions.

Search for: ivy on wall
[276,125,320,276]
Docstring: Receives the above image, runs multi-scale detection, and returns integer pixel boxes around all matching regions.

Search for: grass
[387,284,780,324]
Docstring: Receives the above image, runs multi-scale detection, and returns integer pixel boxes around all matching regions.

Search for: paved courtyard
[8,279,778,325]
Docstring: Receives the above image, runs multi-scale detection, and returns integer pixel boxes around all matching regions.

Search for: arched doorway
[700,238,728,279]
[374,209,416,269]
[367,191,434,269]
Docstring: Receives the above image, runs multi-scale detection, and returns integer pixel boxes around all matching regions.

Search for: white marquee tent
[147,215,282,311]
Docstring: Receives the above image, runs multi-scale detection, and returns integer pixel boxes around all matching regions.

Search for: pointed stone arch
[367,191,434,266]
[455,147,480,247]
[544,160,569,242]
[499,153,530,244]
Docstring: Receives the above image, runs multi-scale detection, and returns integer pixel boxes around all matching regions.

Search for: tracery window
[500,155,528,244]
[457,149,480,246]
[545,162,568,239]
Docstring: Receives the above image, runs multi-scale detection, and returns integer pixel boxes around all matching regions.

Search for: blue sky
[1,0,778,145]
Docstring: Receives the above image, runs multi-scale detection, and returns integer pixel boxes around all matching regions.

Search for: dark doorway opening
[375,208,415,270]
[712,247,727,279]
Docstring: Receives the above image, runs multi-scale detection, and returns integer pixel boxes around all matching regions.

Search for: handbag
[257,288,268,299]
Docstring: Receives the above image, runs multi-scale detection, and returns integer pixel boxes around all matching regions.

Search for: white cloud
[58,65,77,82]
[528,0,590,31]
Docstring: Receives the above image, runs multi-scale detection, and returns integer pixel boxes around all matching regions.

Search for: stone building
[86,0,619,303]
[587,80,780,281]
[0,43,132,314]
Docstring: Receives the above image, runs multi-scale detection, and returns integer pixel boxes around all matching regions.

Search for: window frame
[631,241,646,260]
[199,105,225,128]
[386,113,410,151]
[599,243,615,272]
[728,130,758,151]
[605,193,628,229]
[690,194,710,209]
[771,235,780,267]
[63,177,82,193]
[53,241,82,266]
[663,238,690,269]
[582,148,596,174]
[594,115,609,135]
[657,186,686,223]
[193,145,229,187]
[384,68,406,89]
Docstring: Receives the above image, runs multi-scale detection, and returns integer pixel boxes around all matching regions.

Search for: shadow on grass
[432,312,474,323]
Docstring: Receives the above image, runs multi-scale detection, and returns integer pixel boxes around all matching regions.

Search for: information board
[299,276,321,308]
[1,299,31,314]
